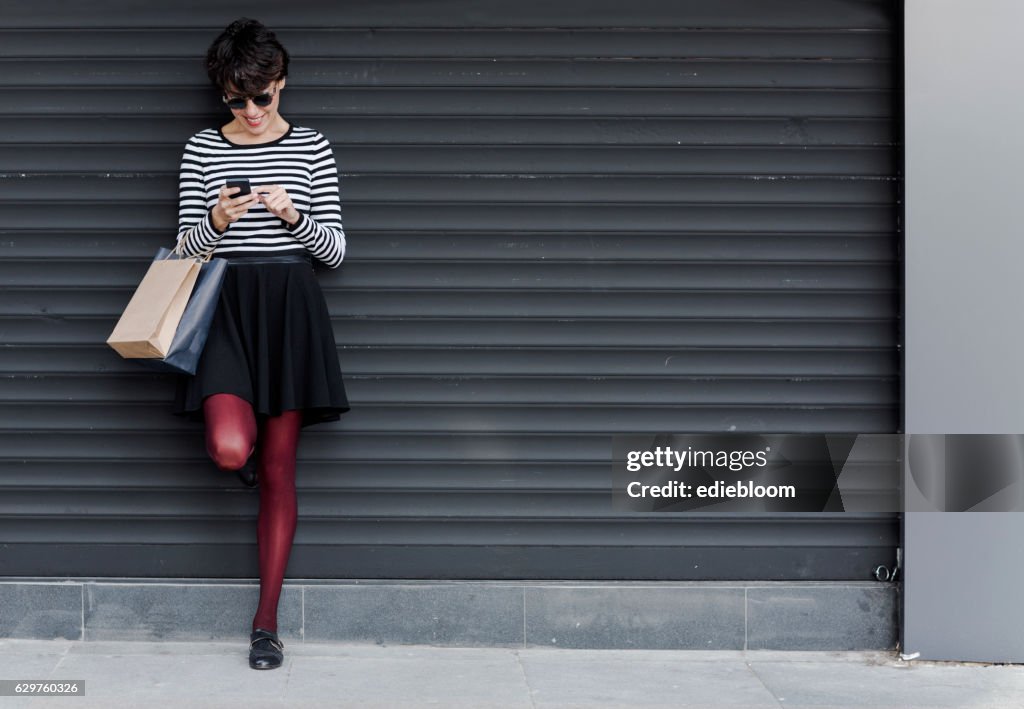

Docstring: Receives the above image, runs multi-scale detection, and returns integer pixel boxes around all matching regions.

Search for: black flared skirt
[171,252,350,429]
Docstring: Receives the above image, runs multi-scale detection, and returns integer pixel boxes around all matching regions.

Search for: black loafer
[236,453,258,487]
[249,628,284,670]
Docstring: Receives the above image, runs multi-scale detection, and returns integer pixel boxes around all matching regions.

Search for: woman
[170,18,350,670]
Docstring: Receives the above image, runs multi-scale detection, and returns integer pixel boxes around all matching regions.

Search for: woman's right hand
[211,186,258,233]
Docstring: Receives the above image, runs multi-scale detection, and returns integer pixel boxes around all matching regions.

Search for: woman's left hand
[253,184,301,227]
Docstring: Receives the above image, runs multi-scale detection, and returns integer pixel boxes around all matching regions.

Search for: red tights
[202,392,302,634]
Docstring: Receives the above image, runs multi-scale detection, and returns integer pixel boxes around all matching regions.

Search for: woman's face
[223,77,287,137]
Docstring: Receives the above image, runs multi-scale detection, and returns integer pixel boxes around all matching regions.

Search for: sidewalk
[3,639,1024,708]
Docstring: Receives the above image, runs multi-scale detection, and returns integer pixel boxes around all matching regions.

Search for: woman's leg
[203,393,258,470]
[252,408,304,633]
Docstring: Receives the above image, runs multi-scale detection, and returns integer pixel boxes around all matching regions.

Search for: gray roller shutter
[0,1,900,580]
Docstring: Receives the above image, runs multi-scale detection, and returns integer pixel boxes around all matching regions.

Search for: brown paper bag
[106,252,203,359]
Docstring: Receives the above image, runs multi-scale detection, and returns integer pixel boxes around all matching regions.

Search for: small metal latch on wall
[874,547,902,582]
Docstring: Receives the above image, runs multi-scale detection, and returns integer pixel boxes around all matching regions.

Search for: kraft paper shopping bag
[106,247,203,360]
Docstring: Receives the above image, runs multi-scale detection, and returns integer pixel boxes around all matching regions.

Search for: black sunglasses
[222,85,278,110]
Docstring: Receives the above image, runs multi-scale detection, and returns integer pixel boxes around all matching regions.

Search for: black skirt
[171,252,350,429]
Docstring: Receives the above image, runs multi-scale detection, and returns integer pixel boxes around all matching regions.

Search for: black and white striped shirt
[175,124,346,268]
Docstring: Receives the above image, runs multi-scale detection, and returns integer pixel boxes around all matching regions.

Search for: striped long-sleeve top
[175,124,346,268]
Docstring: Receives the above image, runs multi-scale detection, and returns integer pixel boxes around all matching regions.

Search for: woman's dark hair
[205,18,289,95]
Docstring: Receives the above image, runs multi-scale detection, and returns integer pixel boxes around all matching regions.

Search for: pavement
[2,638,1024,709]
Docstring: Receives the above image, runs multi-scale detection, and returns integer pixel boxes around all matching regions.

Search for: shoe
[236,443,258,487]
[249,628,284,670]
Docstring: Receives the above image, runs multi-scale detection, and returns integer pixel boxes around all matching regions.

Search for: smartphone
[226,178,251,197]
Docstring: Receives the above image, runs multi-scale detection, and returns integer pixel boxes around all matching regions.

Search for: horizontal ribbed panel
[0,147,898,174]
[1,1,895,29]
[5,59,895,88]
[0,346,896,375]
[0,117,896,145]
[3,377,899,405]
[2,175,899,201]
[0,29,897,59]
[2,89,895,116]
[0,0,900,580]
[4,290,900,317]
[2,319,900,346]
[5,232,899,259]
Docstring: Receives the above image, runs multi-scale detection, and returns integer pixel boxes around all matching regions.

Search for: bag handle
[167,238,215,263]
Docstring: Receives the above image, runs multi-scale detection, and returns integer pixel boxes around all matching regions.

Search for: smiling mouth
[244,116,264,126]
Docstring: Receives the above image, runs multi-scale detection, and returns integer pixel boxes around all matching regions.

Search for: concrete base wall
[0,579,897,651]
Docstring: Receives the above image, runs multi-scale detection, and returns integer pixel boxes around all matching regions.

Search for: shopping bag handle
[168,238,215,263]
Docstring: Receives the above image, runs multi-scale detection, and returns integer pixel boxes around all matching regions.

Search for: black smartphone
[226,178,251,197]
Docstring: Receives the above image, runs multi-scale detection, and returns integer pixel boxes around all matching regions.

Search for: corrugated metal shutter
[0,1,900,580]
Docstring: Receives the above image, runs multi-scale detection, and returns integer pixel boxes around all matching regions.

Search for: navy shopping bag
[131,246,227,376]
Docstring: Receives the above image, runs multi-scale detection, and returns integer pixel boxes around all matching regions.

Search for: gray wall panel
[0,0,900,580]
[904,0,1024,662]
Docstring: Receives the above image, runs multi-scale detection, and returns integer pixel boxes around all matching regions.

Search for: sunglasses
[221,85,279,110]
